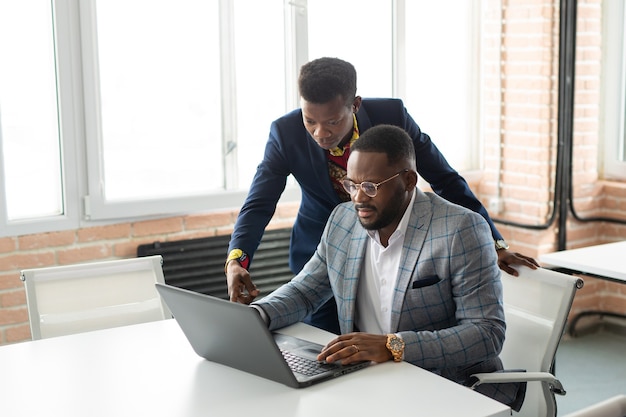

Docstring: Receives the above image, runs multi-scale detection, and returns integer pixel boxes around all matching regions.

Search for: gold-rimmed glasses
[341,169,409,198]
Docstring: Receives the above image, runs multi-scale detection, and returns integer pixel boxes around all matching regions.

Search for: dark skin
[317,150,417,364]
[226,95,539,305]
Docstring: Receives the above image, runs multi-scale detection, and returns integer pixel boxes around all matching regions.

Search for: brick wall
[477,0,626,327]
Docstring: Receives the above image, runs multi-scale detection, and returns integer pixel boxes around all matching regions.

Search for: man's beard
[355,189,406,231]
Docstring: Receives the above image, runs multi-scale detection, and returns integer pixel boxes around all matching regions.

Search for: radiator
[137,228,293,300]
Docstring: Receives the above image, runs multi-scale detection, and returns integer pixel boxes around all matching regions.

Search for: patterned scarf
[327,114,359,202]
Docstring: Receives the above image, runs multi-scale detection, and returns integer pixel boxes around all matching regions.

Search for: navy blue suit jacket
[229,98,501,274]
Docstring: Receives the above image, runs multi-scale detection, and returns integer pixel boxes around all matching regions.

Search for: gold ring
[352,344,359,353]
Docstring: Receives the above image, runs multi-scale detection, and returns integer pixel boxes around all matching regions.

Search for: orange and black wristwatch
[224,248,250,273]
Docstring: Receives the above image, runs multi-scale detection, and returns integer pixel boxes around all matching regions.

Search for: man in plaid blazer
[252,124,518,405]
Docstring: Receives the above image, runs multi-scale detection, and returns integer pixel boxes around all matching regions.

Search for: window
[80,0,291,220]
[0,2,63,221]
[91,0,223,202]
[307,0,393,98]
[0,0,485,237]
[601,0,626,179]
[307,0,480,172]
[232,0,287,189]
[403,0,479,172]
[0,0,80,237]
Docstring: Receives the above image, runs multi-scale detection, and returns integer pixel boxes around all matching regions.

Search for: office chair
[20,255,172,340]
[562,394,626,417]
[470,266,584,417]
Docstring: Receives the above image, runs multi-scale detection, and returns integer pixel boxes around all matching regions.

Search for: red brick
[0,307,28,326]
[77,223,132,242]
[570,294,602,312]
[18,231,75,250]
[0,289,26,308]
[0,252,56,273]
[0,273,23,291]
[132,218,183,237]
[114,236,183,258]
[184,211,234,230]
[0,237,17,254]
[215,228,234,237]
[5,324,32,344]
[56,245,113,265]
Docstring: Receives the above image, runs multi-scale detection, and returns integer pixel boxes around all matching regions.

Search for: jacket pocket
[411,275,441,289]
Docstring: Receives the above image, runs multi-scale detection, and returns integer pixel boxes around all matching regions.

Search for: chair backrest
[500,266,583,417]
[20,255,171,340]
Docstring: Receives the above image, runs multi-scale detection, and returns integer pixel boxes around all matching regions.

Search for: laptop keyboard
[281,350,337,376]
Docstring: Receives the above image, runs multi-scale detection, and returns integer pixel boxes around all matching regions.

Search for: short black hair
[298,57,357,105]
[351,125,416,168]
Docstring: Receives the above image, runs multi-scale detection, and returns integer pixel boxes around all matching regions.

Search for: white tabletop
[539,240,626,282]
[0,319,510,417]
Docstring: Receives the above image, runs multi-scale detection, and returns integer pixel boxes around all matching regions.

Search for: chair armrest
[470,371,566,395]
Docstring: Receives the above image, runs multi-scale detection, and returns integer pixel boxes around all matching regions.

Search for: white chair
[20,255,172,340]
[470,266,584,417]
[562,394,626,417]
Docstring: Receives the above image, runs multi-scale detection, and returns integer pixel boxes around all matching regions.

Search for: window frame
[601,0,626,180]
[79,0,257,221]
[0,0,81,237]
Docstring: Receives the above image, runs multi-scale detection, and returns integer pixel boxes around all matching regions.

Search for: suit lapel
[389,190,432,331]
[355,105,373,132]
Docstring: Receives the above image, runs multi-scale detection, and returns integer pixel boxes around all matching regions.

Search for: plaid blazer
[255,189,511,391]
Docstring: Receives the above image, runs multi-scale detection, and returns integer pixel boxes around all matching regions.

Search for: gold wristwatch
[386,334,405,362]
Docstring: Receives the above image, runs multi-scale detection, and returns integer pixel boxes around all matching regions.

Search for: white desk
[539,240,626,283]
[540,241,626,335]
[0,319,510,417]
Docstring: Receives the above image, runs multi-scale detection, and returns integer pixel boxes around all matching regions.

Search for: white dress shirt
[356,190,415,334]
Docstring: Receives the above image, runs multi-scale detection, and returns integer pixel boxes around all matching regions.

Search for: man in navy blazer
[251,124,518,406]
[226,57,538,334]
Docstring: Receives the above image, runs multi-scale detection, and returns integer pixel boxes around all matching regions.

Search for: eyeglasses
[342,169,409,198]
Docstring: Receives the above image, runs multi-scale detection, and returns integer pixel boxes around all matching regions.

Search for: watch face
[389,338,403,351]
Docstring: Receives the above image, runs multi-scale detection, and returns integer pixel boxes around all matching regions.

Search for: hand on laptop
[226,262,260,304]
[317,333,393,365]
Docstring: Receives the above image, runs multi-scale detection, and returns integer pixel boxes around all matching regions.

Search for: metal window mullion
[468,0,481,170]
[392,0,406,99]
[53,0,82,223]
[77,0,108,218]
[284,0,308,111]
[600,0,626,177]
[220,0,238,190]
[618,1,626,162]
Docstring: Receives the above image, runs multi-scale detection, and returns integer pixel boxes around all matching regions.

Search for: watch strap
[224,249,250,272]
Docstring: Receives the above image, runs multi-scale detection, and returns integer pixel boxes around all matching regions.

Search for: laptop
[155,283,370,388]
